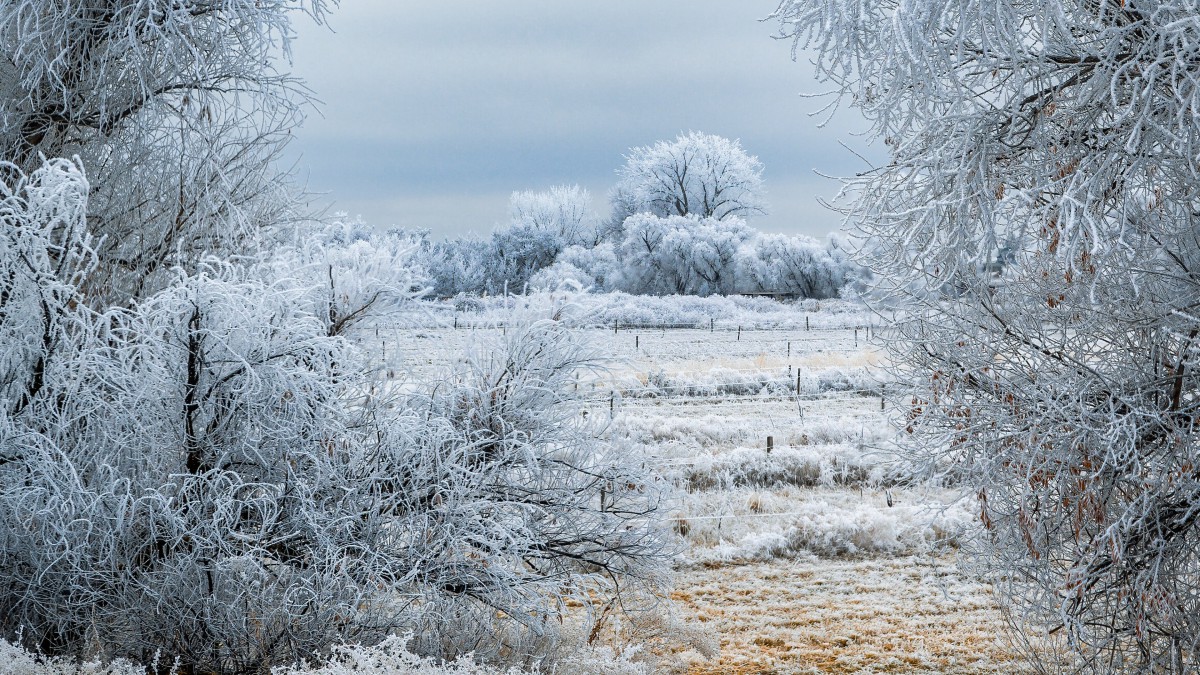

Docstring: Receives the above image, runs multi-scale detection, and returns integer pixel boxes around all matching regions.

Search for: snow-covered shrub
[0,636,655,675]
[0,640,146,675]
[0,262,411,673]
[394,314,671,662]
[0,163,669,673]
[270,218,423,336]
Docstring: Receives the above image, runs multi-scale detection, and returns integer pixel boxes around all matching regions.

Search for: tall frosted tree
[774,0,1200,671]
[616,131,766,221]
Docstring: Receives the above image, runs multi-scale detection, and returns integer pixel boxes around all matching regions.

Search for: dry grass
[385,322,1034,674]
[592,325,1026,674]
[661,556,1029,674]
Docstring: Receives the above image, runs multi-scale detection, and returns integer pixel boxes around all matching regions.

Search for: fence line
[367,322,881,333]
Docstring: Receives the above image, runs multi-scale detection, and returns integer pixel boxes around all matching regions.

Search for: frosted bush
[0,637,654,675]
[0,166,669,672]
[0,640,145,675]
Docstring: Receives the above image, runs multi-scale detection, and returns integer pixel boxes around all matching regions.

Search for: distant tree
[509,185,598,247]
[601,184,641,243]
[485,225,564,295]
[615,213,752,296]
[662,216,752,296]
[426,236,491,297]
[774,0,1200,670]
[616,132,766,220]
[738,233,863,299]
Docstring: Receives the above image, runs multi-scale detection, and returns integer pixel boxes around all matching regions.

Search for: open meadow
[373,298,1031,674]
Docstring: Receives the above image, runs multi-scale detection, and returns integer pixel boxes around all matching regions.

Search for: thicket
[0,2,668,673]
[418,133,866,299]
[774,0,1200,670]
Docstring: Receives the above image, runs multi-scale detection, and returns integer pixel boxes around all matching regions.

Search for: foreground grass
[664,556,1027,674]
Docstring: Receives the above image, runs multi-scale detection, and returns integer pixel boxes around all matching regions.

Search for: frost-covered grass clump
[674,488,975,565]
[614,411,890,451]
[668,444,901,492]
[618,365,882,399]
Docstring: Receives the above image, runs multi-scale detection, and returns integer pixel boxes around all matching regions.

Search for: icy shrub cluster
[274,636,650,675]
[0,161,669,673]
[0,641,145,675]
[0,637,652,675]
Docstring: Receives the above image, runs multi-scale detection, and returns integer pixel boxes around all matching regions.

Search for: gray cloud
[286,0,881,239]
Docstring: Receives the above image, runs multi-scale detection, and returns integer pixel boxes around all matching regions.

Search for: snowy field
[0,298,1038,675]
[368,297,1032,674]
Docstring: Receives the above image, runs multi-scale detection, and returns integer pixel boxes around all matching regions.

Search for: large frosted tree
[773,0,1200,671]
[0,3,670,672]
[616,131,766,221]
[0,0,329,304]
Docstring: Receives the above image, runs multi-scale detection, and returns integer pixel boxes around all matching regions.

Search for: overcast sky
[286,0,880,240]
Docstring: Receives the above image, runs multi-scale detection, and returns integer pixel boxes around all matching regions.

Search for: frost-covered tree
[614,214,751,296]
[510,185,598,248]
[0,0,328,304]
[738,233,863,299]
[0,3,672,672]
[0,161,669,671]
[426,236,491,298]
[485,225,564,296]
[615,132,766,221]
[775,0,1200,670]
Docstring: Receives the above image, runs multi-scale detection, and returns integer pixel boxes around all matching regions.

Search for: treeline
[411,133,868,299]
